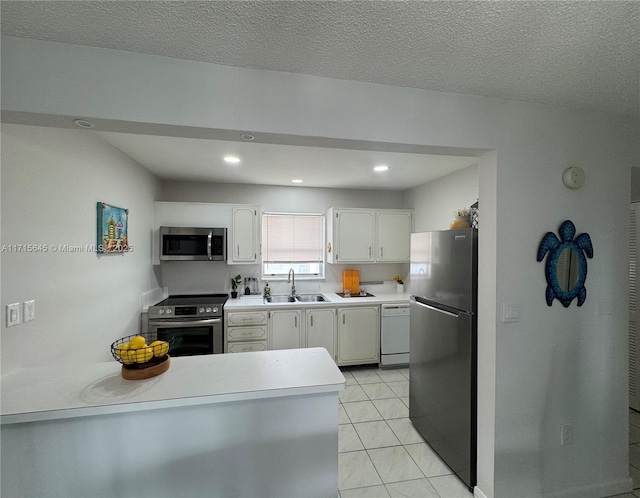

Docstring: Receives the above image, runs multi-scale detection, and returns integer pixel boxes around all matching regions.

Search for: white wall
[2,36,639,497]
[158,182,408,295]
[405,164,479,231]
[0,124,161,372]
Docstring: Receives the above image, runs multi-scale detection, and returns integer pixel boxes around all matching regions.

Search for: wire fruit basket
[110,333,175,380]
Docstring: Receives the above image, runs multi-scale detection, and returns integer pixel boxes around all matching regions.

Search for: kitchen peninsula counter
[1,348,345,498]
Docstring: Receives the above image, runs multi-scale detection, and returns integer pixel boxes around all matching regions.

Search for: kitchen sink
[264,295,296,303]
[336,292,376,298]
[295,294,328,302]
[263,294,328,303]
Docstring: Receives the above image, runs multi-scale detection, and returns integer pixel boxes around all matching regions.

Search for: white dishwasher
[381,304,410,367]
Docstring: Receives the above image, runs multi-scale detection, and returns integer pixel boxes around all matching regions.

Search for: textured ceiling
[2,0,638,117]
[1,1,638,190]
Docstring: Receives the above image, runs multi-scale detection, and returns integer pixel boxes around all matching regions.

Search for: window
[262,212,325,279]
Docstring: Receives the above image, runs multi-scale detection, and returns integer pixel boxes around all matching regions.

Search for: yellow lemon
[128,335,146,349]
[115,344,129,359]
[135,347,153,364]
[122,349,136,365]
[149,340,169,357]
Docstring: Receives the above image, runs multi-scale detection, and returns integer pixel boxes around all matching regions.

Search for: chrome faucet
[288,268,296,296]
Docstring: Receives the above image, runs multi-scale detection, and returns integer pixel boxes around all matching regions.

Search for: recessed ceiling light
[73,119,95,129]
[240,133,255,141]
[224,156,241,164]
[373,165,389,172]
[291,179,303,184]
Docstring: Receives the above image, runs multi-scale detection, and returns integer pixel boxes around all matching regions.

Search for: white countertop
[1,348,345,425]
[225,292,411,310]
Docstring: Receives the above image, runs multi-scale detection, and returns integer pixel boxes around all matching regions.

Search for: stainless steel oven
[147,294,227,356]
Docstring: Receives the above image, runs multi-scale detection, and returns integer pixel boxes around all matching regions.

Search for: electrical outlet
[6,303,20,327]
[561,423,573,446]
[24,300,35,322]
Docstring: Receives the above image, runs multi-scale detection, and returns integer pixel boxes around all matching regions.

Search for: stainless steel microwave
[160,227,227,261]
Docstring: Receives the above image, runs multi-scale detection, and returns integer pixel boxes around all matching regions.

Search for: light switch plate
[502,303,521,323]
[24,300,35,322]
[6,303,20,327]
[597,300,612,315]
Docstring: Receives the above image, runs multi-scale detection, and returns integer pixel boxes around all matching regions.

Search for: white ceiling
[2,1,638,190]
[96,132,478,190]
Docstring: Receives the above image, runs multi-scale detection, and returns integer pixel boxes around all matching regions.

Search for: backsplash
[156,260,408,300]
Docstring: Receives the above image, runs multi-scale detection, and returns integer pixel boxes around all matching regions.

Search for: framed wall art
[536,219,593,307]
[96,202,129,253]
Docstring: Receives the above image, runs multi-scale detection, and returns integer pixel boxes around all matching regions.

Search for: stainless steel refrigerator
[409,228,477,491]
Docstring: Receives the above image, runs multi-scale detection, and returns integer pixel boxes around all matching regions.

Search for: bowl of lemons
[111,333,174,380]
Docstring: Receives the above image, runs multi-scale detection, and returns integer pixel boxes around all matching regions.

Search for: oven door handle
[207,232,213,261]
[149,318,221,327]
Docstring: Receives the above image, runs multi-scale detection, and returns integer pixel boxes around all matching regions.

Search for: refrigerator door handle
[412,299,461,318]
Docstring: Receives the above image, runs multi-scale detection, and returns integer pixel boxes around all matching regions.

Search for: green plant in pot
[230,274,242,298]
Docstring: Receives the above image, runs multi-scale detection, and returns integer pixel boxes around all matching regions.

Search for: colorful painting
[97,202,129,253]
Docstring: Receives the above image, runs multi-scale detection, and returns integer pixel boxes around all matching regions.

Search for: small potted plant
[393,274,405,293]
[450,207,472,229]
[230,274,242,298]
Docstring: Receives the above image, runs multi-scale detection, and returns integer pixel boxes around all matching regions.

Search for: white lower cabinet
[227,341,268,353]
[305,308,337,361]
[227,305,379,366]
[337,306,380,366]
[225,311,268,353]
[269,309,303,350]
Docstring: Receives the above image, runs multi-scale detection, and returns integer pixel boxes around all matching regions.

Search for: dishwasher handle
[382,304,410,316]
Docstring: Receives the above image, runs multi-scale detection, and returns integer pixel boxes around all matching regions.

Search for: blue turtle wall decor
[536,220,593,307]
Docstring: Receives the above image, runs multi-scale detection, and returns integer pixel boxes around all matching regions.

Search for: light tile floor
[338,365,473,498]
[338,366,640,498]
[621,410,640,498]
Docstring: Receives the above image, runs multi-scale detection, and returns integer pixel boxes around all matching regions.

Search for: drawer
[227,341,268,353]
[227,311,268,326]
[227,325,267,341]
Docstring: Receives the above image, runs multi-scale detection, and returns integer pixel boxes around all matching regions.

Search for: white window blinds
[262,213,324,278]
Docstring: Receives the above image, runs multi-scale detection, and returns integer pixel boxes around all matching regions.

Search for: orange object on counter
[342,270,360,294]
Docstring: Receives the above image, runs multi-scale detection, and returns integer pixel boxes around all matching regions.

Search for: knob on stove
[166,309,172,314]
[199,307,205,313]
[205,307,212,313]
[158,309,165,315]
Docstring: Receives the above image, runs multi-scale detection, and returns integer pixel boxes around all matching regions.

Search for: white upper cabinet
[326,208,412,264]
[327,208,375,263]
[376,211,412,262]
[152,202,260,265]
[229,206,260,264]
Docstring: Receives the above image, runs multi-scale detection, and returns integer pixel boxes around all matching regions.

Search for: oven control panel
[149,305,220,318]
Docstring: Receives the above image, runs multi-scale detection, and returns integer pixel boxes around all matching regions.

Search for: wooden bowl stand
[122,355,170,380]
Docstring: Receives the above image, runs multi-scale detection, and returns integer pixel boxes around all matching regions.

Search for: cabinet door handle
[342,314,346,325]
[369,247,372,258]
[310,316,314,327]
[237,245,240,257]
[380,247,384,258]
[295,316,298,328]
